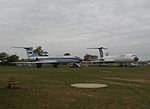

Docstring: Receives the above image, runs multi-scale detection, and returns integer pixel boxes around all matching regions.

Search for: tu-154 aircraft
[12,47,82,68]
[86,47,139,66]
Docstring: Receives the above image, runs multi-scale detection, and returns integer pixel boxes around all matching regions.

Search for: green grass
[0,66,150,109]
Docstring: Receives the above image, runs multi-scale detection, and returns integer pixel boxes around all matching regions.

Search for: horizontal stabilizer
[12,47,33,49]
[87,47,107,49]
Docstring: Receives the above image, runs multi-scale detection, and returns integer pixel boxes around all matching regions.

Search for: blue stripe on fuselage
[40,57,81,61]
[29,56,82,62]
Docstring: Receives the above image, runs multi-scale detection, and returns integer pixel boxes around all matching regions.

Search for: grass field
[0,66,150,109]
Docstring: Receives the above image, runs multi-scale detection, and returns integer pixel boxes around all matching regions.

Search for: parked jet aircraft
[12,47,82,68]
[86,47,139,66]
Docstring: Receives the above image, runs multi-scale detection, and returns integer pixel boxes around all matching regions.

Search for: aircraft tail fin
[87,47,107,59]
[12,47,39,58]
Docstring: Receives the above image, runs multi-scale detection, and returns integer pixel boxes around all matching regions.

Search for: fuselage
[28,55,82,63]
[103,54,139,63]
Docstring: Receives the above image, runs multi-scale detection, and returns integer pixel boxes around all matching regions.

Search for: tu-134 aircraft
[13,47,82,68]
[86,47,139,66]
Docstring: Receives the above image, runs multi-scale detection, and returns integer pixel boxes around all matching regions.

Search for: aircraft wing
[12,60,58,64]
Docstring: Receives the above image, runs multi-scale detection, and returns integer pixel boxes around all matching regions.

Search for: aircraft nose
[77,57,82,62]
[134,57,139,62]
[79,58,82,62]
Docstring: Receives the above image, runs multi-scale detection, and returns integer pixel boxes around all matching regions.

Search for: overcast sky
[0,0,150,60]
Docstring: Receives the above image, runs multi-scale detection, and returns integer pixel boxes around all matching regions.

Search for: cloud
[0,0,150,60]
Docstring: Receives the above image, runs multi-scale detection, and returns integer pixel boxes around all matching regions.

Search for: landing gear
[70,63,81,68]
[53,64,58,68]
[36,63,42,68]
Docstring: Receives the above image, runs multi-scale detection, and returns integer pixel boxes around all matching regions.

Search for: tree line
[0,52,19,66]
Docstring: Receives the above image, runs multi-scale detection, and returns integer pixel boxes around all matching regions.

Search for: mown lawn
[0,66,150,109]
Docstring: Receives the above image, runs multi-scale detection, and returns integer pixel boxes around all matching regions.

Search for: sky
[0,0,150,60]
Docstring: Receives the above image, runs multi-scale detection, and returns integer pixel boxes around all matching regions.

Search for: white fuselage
[102,54,139,63]
[28,55,82,63]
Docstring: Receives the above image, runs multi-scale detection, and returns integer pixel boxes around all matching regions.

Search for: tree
[83,54,98,61]
[0,52,8,63]
[33,46,48,56]
[0,52,19,66]
[7,54,19,62]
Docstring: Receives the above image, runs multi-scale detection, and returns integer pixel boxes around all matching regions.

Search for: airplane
[85,47,139,66]
[12,47,82,68]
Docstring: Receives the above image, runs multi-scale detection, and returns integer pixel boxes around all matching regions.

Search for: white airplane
[12,47,82,68]
[86,47,139,66]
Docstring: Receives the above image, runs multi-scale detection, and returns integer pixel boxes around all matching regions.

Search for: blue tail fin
[25,47,39,57]
[12,47,39,58]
